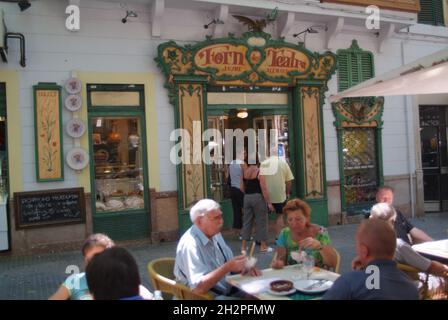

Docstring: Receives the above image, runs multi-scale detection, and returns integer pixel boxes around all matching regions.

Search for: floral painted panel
[301,86,323,198]
[179,84,206,209]
[34,85,64,181]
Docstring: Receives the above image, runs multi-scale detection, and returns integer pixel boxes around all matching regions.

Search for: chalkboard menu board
[14,188,86,229]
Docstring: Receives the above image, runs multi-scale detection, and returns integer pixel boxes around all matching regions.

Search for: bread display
[124,196,144,209]
[105,199,124,210]
[95,201,107,211]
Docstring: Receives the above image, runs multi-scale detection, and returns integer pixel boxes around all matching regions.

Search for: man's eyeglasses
[203,214,223,222]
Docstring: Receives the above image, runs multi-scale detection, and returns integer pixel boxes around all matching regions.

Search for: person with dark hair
[376,186,433,245]
[49,233,115,300]
[323,219,419,300]
[49,234,152,300]
[86,247,143,300]
[241,152,272,254]
[227,147,246,239]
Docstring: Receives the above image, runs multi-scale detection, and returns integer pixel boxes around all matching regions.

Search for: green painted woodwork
[157,33,337,235]
[93,211,149,241]
[337,40,375,92]
[87,84,150,240]
[418,0,445,26]
[332,97,385,215]
[335,41,383,216]
[294,82,329,225]
[307,198,329,227]
[156,32,337,106]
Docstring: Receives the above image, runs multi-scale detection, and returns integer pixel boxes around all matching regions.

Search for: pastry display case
[91,117,145,213]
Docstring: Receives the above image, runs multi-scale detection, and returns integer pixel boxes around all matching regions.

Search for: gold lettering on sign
[260,48,310,77]
[194,44,251,76]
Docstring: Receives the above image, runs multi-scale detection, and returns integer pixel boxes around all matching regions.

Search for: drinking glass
[303,255,315,280]
[290,250,305,280]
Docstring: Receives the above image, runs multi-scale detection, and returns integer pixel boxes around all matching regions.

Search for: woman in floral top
[272,198,338,271]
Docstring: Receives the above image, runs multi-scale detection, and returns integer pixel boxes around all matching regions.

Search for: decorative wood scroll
[156,32,338,211]
[332,96,385,128]
[156,32,337,105]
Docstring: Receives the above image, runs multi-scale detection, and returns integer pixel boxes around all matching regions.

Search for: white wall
[0,0,177,191]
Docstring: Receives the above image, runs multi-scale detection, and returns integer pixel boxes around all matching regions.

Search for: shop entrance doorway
[206,89,294,227]
[420,105,448,212]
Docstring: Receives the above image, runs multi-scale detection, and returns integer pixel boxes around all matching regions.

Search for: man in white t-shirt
[259,147,294,236]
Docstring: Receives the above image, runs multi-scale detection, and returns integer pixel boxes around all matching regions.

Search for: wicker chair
[333,248,341,274]
[397,263,431,299]
[147,258,213,300]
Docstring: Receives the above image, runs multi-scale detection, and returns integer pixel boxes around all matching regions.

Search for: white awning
[329,47,448,103]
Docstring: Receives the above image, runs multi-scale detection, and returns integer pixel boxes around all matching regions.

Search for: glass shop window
[92,117,145,213]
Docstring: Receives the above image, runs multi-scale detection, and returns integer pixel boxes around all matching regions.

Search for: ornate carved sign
[156,32,337,103]
[332,97,384,127]
[156,32,337,211]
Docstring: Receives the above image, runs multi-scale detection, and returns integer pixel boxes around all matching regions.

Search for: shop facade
[0,0,447,254]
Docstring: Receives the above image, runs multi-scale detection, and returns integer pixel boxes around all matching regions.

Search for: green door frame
[155,33,338,234]
[332,97,385,216]
[205,90,297,226]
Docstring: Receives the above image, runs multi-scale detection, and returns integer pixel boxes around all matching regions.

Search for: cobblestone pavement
[0,213,447,300]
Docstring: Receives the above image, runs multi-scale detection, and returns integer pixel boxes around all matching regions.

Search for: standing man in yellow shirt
[259,147,294,237]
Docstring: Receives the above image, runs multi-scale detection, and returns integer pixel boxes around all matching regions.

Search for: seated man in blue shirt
[323,219,419,300]
[174,199,261,298]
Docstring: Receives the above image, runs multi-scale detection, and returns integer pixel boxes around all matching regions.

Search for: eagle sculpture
[232,7,278,33]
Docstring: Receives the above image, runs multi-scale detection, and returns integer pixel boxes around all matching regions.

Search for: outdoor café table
[226,265,340,300]
[412,239,448,265]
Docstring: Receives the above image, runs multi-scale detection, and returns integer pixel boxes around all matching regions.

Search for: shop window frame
[86,84,150,218]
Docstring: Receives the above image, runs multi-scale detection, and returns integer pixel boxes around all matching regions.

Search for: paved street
[0,213,447,300]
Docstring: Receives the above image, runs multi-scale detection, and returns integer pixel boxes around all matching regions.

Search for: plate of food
[267,280,296,296]
[294,279,333,294]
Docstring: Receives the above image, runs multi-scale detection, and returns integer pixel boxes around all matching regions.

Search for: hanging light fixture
[237,110,248,119]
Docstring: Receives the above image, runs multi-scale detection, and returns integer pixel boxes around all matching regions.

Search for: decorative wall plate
[65,78,82,94]
[64,94,82,111]
[66,147,89,170]
[66,118,86,138]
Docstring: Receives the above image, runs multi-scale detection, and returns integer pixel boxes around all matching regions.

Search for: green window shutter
[418,0,445,26]
[350,53,360,86]
[360,53,374,82]
[337,40,374,91]
[338,52,350,92]
[434,0,445,26]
